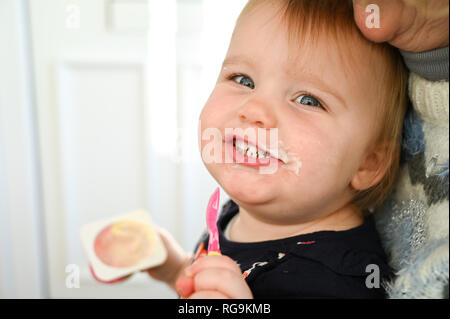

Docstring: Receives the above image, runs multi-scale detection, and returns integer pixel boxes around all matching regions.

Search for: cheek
[299,140,343,181]
[288,124,356,185]
[199,98,220,148]
[199,100,216,128]
[199,90,234,130]
[198,92,232,170]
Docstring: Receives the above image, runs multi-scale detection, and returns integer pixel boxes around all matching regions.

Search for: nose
[237,99,278,129]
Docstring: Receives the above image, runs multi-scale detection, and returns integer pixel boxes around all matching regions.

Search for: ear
[350,143,393,191]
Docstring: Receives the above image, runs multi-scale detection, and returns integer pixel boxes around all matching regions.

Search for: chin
[210,162,280,205]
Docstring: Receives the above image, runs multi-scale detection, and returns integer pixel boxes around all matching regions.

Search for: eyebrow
[222,56,255,72]
[222,55,348,109]
[291,70,348,109]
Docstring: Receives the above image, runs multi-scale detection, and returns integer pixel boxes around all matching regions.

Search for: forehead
[226,3,382,105]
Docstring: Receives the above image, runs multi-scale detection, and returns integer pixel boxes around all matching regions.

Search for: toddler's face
[199,4,384,224]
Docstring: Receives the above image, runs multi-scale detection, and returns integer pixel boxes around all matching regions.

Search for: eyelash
[225,73,326,111]
[294,91,326,110]
[227,73,253,86]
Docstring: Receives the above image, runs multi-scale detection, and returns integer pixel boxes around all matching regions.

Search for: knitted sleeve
[400,46,449,81]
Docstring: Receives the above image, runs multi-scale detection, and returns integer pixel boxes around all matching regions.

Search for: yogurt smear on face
[263,140,302,176]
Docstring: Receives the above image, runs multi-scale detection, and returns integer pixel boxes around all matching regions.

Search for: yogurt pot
[80,210,167,283]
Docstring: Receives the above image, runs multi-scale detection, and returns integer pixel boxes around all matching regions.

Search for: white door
[29,0,178,298]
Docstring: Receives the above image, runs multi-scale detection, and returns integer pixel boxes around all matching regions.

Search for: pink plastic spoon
[206,187,221,255]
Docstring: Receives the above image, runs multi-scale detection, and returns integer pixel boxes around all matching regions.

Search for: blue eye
[295,95,322,108]
[232,75,255,89]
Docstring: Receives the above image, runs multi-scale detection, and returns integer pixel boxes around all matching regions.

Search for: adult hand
[175,255,253,299]
[353,0,449,52]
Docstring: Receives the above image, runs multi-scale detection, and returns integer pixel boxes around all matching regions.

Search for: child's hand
[141,228,192,289]
[175,255,253,299]
[352,0,449,52]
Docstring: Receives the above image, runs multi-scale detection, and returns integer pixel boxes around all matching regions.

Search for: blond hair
[237,0,409,211]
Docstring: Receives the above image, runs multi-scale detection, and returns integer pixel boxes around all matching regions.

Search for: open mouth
[226,135,286,168]
[233,137,273,160]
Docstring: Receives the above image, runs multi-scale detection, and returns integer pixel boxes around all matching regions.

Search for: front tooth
[235,140,248,155]
[258,150,270,159]
[235,140,271,159]
[247,145,258,158]
[235,140,257,158]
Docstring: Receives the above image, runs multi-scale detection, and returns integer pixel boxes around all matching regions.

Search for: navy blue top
[196,200,393,299]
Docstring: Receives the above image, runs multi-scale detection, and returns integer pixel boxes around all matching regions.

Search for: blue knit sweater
[375,46,449,298]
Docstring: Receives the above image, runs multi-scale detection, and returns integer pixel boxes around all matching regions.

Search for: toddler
[148,0,408,299]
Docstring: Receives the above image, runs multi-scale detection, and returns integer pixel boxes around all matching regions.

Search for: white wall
[0,0,48,298]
